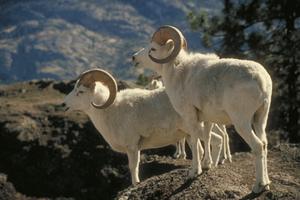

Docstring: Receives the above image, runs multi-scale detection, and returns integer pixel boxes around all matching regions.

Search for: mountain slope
[0,0,222,83]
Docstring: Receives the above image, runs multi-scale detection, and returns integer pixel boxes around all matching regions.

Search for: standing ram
[63,69,224,185]
[132,25,272,193]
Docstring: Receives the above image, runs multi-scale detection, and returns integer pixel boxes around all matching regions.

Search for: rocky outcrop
[117,145,300,200]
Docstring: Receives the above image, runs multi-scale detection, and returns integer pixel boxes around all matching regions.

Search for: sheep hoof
[202,161,212,170]
[188,168,202,178]
[173,153,180,159]
[265,185,270,191]
[173,153,187,160]
[179,153,187,160]
[252,183,270,194]
[132,180,140,185]
[228,156,232,163]
[219,158,225,165]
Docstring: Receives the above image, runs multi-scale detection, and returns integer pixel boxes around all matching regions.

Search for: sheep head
[149,25,187,64]
[145,75,163,90]
[64,69,117,111]
[132,26,187,73]
[77,69,117,109]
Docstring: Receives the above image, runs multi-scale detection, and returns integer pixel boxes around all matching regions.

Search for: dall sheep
[63,69,224,185]
[132,25,272,193]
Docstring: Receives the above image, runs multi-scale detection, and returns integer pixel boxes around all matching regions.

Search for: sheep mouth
[134,62,140,67]
[64,107,70,112]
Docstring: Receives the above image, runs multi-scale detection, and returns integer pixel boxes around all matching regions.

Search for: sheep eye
[151,48,156,51]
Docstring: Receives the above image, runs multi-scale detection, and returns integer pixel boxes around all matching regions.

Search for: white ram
[63,69,224,185]
[132,25,272,193]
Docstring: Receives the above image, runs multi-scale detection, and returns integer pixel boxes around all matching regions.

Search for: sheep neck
[162,59,184,89]
[85,106,121,151]
[161,61,186,111]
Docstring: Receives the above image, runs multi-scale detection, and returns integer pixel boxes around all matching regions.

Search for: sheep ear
[165,39,174,52]
[90,82,96,91]
[81,80,95,91]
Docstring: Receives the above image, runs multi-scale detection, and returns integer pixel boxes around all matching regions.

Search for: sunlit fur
[133,39,272,193]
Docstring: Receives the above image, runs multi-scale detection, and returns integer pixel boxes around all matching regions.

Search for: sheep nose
[132,56,135,61]
[61,103,66,107]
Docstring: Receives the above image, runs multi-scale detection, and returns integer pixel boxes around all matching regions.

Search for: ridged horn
[149,25,187,64]
[78,69,117,109]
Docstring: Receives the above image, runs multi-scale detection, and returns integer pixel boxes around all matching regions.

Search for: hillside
[0,80,299,199]
[0,0,222,82]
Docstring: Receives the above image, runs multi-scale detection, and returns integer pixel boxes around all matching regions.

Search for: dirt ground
[117,144,300,200]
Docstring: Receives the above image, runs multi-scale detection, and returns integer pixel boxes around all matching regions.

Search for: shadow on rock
[0,115,130,200]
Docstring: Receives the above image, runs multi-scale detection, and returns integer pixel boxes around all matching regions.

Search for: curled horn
[78,69,117,109]
[149,25,187,64]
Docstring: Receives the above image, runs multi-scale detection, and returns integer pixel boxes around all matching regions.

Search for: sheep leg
[173,141,181,159]
[177,138,186,159]
[180,107,204,177]
[233,120,268,193]
[186,131,222,168]
[180,138,187,159]
[187,134,203,178]
[127,148,140,185]
[201,121,213,170]
[252,101,271,189]
[214,124,232,163]
[173,138,186,159]
[253,125,270,191]
[186,136,203,161]
[184,121,204,178]
[187,130,223,167]
[212,124,227,164]
[253,128,270,190]
[197,139,204,160]
[210,132,223,167]
[221,125,232,163]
